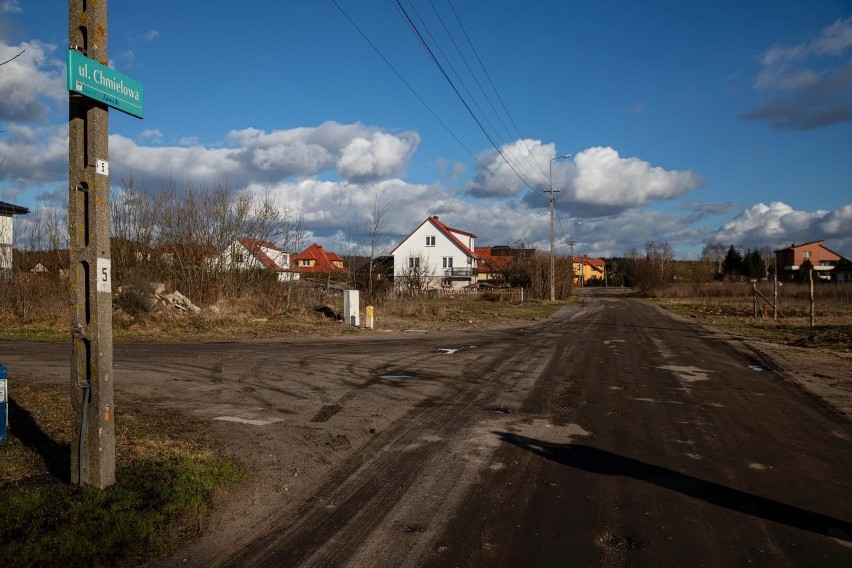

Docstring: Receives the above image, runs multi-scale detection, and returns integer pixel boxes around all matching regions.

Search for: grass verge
[1,297,570,342]
[651,299,852,351]
[0,384,242,568]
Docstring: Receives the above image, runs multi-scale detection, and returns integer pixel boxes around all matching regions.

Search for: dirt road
[4,290,851,566]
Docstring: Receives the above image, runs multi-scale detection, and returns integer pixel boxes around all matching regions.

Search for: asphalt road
[4,290,851,567]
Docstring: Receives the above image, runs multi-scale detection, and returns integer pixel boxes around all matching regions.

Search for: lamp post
[549,154,571,301]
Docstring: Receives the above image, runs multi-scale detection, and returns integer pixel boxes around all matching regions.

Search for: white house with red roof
[1,200,30,278]
[390,216,479,290]
[215,237,297,282]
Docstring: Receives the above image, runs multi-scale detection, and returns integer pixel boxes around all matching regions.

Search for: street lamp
[549,154,571,301]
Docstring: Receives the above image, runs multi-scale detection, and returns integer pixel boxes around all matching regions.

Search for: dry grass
[0,383,221,487]
[1,287,567,342]
[652,282,852,351]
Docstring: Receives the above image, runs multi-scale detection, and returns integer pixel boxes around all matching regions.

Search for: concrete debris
[115,282,202,314]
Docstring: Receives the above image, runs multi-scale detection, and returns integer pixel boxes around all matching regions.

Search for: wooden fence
[425,287,524,302]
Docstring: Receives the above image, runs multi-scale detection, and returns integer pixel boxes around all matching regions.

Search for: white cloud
[0,39,65,122]
[465,143,702,215]
[109,135,244,184]
[0,123,67,187]
[464,139,554,198]
[229,122,419,182]
[713,202,852,253]
[140,129,162,143]
[564,147,702,210]
[143,30,159,42]
[337,131,418,182]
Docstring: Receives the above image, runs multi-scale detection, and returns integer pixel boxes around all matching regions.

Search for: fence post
[809,269,815,327]
[773,273,778,321]
[753,284,758,319]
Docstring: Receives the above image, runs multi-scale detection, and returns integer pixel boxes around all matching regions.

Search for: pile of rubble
[114,282,202,314]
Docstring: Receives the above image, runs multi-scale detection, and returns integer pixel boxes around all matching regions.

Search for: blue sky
[1,0,850,259]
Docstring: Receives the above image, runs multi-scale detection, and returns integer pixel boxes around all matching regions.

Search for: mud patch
[600,533,645,551]
[400,523,426,534]
[311,404,343,423]
[323,433,351,451]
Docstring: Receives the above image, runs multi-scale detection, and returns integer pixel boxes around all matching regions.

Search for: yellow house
[572,256,605,286]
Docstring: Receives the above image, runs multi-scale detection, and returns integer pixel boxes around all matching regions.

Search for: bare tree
[365,192,392,302]
[398,252,434,297]
[701,242,726,278]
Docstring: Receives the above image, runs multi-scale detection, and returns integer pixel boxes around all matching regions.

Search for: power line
[393,0,548,197]
[425,0,551,191]
[445,0,553,186]
[330,0,531,200]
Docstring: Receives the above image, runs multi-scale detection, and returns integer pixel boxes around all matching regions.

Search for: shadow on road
[9,397,71,483]
[495,432,851,543]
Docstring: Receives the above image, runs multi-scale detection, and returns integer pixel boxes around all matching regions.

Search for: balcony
[443,267,477,279]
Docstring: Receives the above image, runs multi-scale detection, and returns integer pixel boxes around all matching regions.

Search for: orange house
[293,243,347,276]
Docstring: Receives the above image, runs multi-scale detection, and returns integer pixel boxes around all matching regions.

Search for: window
[425,236,436,247]
[442,257,453,268]
[803,251,811,258]
[408,257,420,269]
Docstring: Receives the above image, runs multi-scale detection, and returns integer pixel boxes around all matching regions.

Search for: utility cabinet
[0,365,7,444]
[344,290,360,326]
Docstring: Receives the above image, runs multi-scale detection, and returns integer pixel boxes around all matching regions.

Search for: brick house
[774,241,845,282]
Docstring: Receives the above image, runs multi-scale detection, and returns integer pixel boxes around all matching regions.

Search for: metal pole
[69,0,115,488]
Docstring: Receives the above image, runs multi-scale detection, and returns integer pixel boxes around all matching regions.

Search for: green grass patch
[0,384,243,567]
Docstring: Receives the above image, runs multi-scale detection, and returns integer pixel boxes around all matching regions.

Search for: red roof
[294,243,347,274]
[475,246,513,272]
[391,216,479,259]
[237,237,287,271]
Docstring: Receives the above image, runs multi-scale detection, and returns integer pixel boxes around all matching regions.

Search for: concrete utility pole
[549,154,571,302]
[68,0,115,488]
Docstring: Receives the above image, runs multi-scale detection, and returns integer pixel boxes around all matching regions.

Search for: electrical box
[0,365,7,444]
[344,290,360,327]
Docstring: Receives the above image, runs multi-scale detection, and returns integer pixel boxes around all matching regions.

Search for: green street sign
[67,50,144,119]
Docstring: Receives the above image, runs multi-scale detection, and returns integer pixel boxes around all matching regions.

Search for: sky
[1,0,851,259]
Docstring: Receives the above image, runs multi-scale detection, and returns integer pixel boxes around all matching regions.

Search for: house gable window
[408,257,420,269]
[803,251,811,258]
[425,236,436,247]
[442,257,453,268]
